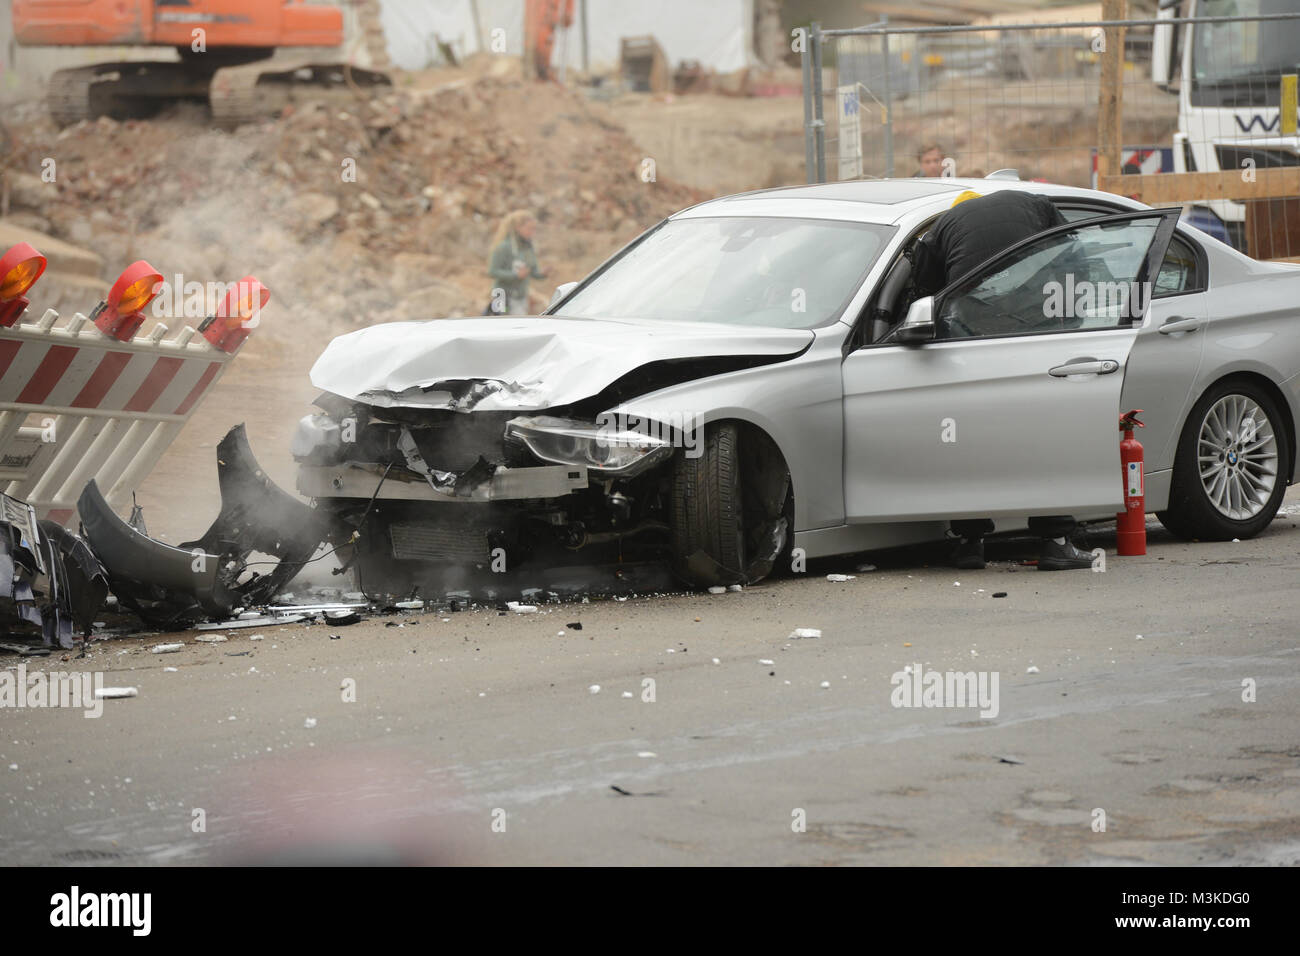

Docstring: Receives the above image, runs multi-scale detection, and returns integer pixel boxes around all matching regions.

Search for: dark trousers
[952,516,1076,539]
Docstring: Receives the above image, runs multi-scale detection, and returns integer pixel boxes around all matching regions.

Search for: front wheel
[669,422,791,587]
[1157,379,1290,540]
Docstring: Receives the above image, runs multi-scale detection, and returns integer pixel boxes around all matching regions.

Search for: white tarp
[374,0,754,73]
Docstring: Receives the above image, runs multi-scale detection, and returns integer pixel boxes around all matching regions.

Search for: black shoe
[1038,536,1093,571]
[952,537,986,570]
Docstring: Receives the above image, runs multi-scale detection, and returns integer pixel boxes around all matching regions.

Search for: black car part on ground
[77,424,329,629]
[0,494,109,647]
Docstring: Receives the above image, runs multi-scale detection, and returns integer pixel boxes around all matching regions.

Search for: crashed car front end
[294,397,692,596]
[293,315,813,595]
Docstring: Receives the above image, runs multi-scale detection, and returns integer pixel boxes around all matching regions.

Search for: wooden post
[1096,0,1126,182]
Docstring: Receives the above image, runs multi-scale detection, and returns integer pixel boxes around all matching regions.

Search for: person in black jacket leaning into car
[911,189,1095,572]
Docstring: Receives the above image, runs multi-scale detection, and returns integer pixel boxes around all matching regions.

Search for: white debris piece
[395,600,424,610]
[304,718,317,729]
[1026,665,1040,674]
[7,764,15,771]
[588,684,601,694]
[95,687,138,699]
[151,643,183,654]
[163,667,178,672]
[727,584,743,592]
[788,627,822,640]
[621,691,633,698]
[194,634,228,643]
[759,659,775,665]
[826,574,854,582]
[712,658,720,665]
[819,681,831,689]
[856,564,877,572]
[637,751,657,758]
[238,611,261,620]
[507,602,538,614]
[707,586,727,594]
[249,635,265,641]
[557,630,566,636]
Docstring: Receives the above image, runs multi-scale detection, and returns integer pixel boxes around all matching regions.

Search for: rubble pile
[1,70,704,340]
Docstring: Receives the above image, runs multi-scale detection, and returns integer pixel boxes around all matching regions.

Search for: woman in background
[486,210,548,315]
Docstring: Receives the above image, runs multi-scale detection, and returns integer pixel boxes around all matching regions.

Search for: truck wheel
[670,422,747,585]
[1157,378,1290,541]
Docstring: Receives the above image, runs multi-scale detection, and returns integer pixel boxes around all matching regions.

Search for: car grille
[390,523,490,562]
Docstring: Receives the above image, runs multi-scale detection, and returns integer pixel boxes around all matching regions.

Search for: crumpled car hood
[310,316,815,411]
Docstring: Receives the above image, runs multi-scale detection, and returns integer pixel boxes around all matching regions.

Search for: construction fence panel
[806,8,1300,261]
[0,308,239,524]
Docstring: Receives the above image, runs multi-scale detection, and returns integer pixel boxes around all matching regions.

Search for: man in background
[913,143,945,177]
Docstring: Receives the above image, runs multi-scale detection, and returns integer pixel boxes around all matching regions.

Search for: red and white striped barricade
[0,244,267,524]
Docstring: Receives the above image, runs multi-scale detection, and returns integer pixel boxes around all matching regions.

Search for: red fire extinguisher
[1117,409,1145,556]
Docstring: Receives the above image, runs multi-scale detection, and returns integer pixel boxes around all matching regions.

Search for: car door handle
[1158,316,1201,335]
[1048,360,1119,377]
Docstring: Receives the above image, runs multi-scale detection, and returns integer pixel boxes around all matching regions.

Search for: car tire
[1157,378,1291,541]
[670,422,747,584]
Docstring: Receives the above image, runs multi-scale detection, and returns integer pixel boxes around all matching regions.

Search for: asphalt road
[4,498,1300,866]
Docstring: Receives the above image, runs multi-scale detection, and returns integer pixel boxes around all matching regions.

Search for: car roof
[674,176,1148,225]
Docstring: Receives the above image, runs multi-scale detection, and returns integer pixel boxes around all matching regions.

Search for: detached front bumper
[78,424,328,627]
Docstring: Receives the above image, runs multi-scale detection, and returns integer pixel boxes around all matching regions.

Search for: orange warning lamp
[91,261,164,341]
[202,276,269,353]
[0,242,49,328]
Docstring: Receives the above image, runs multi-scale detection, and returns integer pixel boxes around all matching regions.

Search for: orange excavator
[12,0,391,126]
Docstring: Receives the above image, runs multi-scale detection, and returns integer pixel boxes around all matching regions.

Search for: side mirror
[895,296,935,345]
[549,281,578,309]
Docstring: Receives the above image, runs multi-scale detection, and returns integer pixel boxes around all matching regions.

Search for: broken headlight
[505,416,673,478]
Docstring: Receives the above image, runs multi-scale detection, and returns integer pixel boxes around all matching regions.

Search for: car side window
[935,217,1162,340]
[1153,235,1201,297]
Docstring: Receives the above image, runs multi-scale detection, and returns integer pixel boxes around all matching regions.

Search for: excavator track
[46,61,212,126]
[46,66,102,126]
[210,59,392,128]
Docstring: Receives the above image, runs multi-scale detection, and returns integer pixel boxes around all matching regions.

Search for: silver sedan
[297,176,1300,590]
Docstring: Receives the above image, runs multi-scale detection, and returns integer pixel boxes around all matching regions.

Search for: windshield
[553,216,894,329]
[1192,0,1300,89]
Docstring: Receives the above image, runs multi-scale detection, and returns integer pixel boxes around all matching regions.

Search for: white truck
[1152,0,1300,250]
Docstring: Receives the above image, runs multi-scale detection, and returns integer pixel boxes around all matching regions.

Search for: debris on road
[150,643,184,654]
[1,493,109,649]
[788,627,821,639]
[94,686,138,699]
